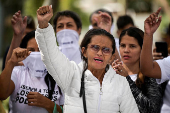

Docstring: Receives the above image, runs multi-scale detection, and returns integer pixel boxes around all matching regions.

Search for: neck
[90,68,106,85]
[123,62,139,75]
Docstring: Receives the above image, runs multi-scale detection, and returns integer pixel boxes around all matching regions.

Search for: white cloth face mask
[23,52,47,77]
[56,29,81,63]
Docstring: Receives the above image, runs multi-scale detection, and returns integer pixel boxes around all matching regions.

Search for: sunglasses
[89,44,112,55]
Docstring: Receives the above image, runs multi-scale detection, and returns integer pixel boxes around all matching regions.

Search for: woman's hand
[144,7,162,36]
[152,47,163,60]
[37,5,53,29]
[27,92,55,113]
[9,47,31,66]
[11,10,27,36]
[112,59,128,77]
[95,11,112,33]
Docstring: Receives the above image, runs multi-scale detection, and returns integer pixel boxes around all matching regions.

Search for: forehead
[27,38,37,47]
[90,35,112,47]
[120,35,139,44]
[57,16,76,24]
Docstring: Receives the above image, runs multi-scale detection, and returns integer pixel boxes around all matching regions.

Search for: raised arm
[5,11,27,66]
[0,48,30,100]
[36,5,77,92]
[140,7,162,79]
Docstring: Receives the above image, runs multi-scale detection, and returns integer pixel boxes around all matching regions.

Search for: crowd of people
[0,3,169,113]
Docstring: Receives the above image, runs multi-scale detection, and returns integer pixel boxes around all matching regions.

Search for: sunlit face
[27,38,39,52]
[119,35,141,66]
[56,16,81,34]
[82,35,114,71]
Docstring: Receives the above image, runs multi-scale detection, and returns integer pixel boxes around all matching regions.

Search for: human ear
[81,47,87,58]
[77,28,82,35]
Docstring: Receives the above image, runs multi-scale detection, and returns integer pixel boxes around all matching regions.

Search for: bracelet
[53,103,57,113]
[60,106,63,113]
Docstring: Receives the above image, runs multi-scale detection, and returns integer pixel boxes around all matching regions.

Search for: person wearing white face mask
[0,30,64,113]
[53,10,82,64]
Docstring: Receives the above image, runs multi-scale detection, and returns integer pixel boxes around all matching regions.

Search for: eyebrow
[57,22,73,25]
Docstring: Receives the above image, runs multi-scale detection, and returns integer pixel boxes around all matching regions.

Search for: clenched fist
[37,5,53,29]
[10,47,31,66]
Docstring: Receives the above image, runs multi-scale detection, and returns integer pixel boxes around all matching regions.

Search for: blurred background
[0,0,170,72]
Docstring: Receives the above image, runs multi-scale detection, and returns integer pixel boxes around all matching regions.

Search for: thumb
[49,5,53,13]
[17,61,24,66]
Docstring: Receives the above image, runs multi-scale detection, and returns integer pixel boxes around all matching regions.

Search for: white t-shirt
[156,56,170,113]
[129,74,137,81]
[9,66,64,113]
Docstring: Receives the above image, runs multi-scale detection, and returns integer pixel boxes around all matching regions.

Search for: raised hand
[144,7,162,36]
[95,11,112,33]
[37,5,53,29]
[9,47,31,66]
[11,10,27,36]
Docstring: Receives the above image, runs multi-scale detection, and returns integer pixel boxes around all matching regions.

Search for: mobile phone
[155,42,168,58]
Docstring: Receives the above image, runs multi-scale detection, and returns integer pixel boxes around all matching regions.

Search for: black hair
[117,15,134,30]
[20,30,35,48]
[22,15,35,30]
[53,10,82,32]
[89,9,114,25]
[119,27,144,48]
[20,31,62,99]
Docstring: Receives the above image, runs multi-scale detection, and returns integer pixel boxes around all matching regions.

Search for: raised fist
[10,47,31,65]
[37,5,53,28]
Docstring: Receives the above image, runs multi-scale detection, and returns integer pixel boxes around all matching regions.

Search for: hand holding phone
[155,42,168,58]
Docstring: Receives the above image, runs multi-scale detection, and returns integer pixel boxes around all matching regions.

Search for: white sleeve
[156,56,170,84]
[119,77,139,113]
[35,24,76,93]
[11,67,21,91]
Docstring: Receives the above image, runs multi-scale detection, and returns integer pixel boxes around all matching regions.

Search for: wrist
[7,59,17,67]
[144,33,153,39]
[46,100,55,113]
[13,33,23,39]
[38,22,49,29]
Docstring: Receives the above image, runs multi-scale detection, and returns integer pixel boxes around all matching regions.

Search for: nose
[96,49,103,56]
[124,46,130,53]
[64,25,67,29]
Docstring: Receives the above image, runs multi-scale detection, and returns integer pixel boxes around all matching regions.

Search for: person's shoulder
[13,66,27,73]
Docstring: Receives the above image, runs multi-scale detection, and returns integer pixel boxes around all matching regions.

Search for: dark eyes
[27,48,35,52]
[120,44,136,48]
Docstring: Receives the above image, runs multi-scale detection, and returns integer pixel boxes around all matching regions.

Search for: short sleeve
[156,56,170,84]
[11,66,22,91]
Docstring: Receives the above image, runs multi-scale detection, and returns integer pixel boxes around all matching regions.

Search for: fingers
[37,5,51,15]
[155,7,161,17]
[11,10,22,25]
[14,47,30,59]
[146,8,162,25]
[152,47,163,60]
